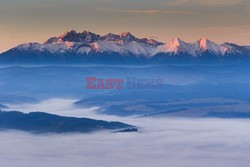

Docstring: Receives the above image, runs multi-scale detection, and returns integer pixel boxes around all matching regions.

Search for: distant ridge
[0,30,250,64]
[0,111,136,133]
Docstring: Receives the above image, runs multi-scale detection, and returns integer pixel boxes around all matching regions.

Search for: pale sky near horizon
[0,0,250,53]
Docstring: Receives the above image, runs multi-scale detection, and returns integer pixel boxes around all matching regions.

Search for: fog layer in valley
[1,64,250,167]
[1,99,250,167]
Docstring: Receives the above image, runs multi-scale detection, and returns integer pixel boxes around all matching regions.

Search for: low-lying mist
[1,63,250,167]
[1,99,250,167]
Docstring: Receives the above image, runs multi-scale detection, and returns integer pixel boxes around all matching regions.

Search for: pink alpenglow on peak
[194,37,228,55]
[5,30,250,59]
[157,37,196,56]
[198,37,209,49]
[120,32,133,37]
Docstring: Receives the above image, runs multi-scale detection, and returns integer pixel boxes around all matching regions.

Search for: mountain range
[1,30,250,64]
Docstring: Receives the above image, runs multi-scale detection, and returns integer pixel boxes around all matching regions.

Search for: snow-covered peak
[157,37,195,56]
[59,30,77,39]
[222,42,248,54]
[198,37,208,49]
[119,32,136,43]
[10,30,250,58]
[139,38,163,47]
[194,37,228,55]
[196,37,219,51]
[44,30,100,44]
[120,32,133,37]
[101,32,162,47]
[171,37,182,46]
[60,30,100,43]
[102,33,120,42]
[170,37,189,50]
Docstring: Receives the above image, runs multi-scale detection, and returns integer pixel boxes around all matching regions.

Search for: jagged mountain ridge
[1,30,250,64]
[13,30,163,57]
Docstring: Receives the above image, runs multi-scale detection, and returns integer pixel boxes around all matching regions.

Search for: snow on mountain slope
[45,30,100,43]
[15,31,161,56]
[156,38,196,56]
[193,37,228,56]
[222,43,249,55]
[5,30,250,58]
[16,42,75,54]
[155,37,231,57]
